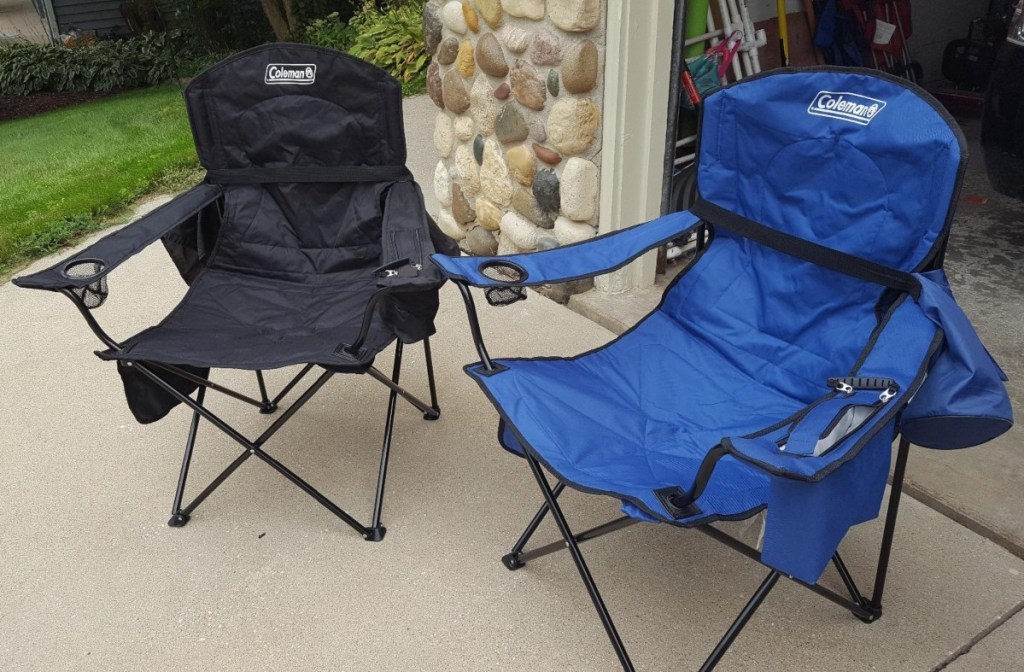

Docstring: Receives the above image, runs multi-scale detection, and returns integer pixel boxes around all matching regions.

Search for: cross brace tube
[509,438,913,670]
[131,340,439,540]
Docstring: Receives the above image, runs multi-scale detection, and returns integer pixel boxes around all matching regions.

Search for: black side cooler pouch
[117,361,210,424]
[378,181,457,342]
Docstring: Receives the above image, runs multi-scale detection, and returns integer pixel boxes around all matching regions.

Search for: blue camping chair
[432,68,1012,670]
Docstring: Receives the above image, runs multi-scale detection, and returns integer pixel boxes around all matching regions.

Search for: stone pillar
[425,0,606,286]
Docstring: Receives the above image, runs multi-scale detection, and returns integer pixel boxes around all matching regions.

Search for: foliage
[175,50,232,79]
[400,70,427,96]
[13,212,105,262]
[165,0,360,50]
[0,86,198,275]
[348,0,428,83]
[303,11,357,51]
[166,0,273,51]
[304,1,428,84]
[0,31,199,96]
[294,0,363,25]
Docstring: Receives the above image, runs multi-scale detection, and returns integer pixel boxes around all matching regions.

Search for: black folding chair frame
[502,439,911,671]
[62,288,441,542]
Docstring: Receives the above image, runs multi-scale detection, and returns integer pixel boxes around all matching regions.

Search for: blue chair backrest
[662,69,966,403]
[697,68,965,271]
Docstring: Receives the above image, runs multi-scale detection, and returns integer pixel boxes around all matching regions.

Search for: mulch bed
[0,90,125,123]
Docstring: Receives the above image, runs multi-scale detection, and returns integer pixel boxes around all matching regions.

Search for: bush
[348,0,428,83]
[304,11,357,52]
[0,31,199,96]
[304,0,428,87]
[166,0,273,51]
[293,0,364,26]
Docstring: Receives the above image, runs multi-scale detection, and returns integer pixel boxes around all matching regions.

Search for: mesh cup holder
[62,259,109,309]
[480,261,528,307]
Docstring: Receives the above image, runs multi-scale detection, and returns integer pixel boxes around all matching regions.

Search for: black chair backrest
[183,44,410,281]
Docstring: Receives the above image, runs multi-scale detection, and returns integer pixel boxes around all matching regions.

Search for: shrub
[293,0,364,25]
[348,0,427,83]
[304,0,428,87]
[304,11,357,52]
[166,0,273,51]
[0,31,199,96]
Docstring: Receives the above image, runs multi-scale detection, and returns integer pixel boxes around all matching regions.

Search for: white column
[596,0,676,292]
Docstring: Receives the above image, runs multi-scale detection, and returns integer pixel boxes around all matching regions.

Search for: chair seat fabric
[101,268,391,370]
[478,312,794,524]
[472,292,936,583]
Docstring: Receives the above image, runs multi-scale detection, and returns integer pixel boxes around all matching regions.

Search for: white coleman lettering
[807,91,887,126]
[265,63,316,85]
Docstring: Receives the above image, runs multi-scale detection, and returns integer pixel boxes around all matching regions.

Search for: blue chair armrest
[430,211,700,287]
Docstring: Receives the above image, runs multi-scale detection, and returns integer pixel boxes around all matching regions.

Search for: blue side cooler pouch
[902,270,1013,449]
[762,423,894,584]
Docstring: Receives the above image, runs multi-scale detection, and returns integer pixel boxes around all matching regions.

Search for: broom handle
[777,0,790,66]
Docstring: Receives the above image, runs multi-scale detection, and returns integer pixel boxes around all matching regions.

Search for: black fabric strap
[692,198,921,298]
[205,165,409,184]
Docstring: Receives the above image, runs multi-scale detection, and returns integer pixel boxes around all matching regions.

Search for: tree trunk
[261,0,297,41]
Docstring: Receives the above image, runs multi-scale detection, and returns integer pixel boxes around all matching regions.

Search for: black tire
[982,43,1024,199]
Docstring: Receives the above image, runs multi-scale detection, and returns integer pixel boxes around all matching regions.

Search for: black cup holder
[479,261,528,307]
[479,260,528,284]
[62,259,109,309]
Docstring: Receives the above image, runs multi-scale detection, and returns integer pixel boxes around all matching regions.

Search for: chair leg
[368,341,403,541]
[422,337,441,420]
[832,552,867,610]
[867,436,912,619]
[502,481,567,570]
[525,453,636,672]
[699,570,781,672]
[255,370,277,414]
[168,386,205,527]
[136,362,372,539]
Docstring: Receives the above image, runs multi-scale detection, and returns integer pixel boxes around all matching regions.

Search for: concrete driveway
[0,96,1021,671]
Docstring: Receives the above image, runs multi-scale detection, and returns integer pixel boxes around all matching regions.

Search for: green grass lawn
[0,85,200,276]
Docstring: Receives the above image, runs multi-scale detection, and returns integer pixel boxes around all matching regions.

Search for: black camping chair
[14,44,458,542]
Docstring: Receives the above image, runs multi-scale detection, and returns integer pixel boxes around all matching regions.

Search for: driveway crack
[930,598,1024,671]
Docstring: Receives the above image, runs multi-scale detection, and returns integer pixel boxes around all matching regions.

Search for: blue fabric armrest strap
[430,210,700,287]
[691,198,921,298]
[13,182,223,291]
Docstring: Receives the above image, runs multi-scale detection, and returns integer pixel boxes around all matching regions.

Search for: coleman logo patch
[807,91,886,126]
[265,63,316,85]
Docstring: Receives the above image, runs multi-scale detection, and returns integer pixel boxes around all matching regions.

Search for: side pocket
[781,390,890,457]
[806,402,885,457]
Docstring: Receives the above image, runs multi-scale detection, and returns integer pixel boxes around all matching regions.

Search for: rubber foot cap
[168,513,190,527]
[423,408,441,421]
[259,402,279,415]
[364,526,387,542]
[502,553,525,571]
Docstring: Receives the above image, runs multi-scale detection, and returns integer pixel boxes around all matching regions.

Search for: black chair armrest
[13,182,222,292]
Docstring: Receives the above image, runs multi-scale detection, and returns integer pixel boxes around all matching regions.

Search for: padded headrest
[698,68,966,272]
[184,43,406,171]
